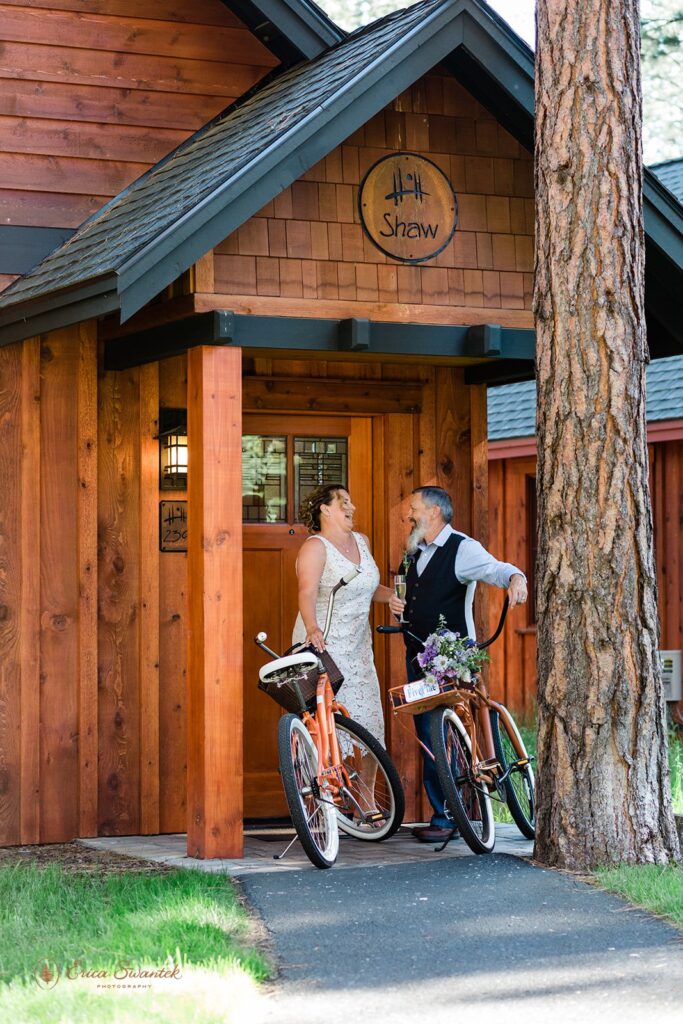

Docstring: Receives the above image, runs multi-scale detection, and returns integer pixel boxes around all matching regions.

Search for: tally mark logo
[385,168,430,206]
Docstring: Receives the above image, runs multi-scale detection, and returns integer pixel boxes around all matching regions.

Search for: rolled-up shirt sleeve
[455,537,525,589]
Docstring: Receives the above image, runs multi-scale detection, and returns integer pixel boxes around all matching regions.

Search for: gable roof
[488,354,683,441]
[0,0,681,353]
[651,158,683,205]
[225,0,343,62]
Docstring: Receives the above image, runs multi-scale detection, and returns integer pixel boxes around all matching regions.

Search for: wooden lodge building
[486,351,683,726]
[0,0,681,858]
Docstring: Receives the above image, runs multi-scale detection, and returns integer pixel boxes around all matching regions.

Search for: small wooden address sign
[160,501,187,552]
[358,152,458,263]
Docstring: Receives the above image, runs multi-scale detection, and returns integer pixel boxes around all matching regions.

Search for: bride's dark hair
[299,483,346,533]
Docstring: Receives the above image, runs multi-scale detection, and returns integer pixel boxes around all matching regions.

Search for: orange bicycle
[255,570,405,869]
[378,599,535,855]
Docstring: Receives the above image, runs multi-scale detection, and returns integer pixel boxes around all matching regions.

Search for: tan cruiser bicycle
[255,570,405,869]
[378,598,535,855]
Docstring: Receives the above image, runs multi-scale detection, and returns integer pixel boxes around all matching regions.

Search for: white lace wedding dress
[292,533,385,744]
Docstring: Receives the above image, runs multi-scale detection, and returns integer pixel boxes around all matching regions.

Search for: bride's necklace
[327,531,358,561]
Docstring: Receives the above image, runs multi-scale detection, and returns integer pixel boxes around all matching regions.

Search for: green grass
[492,718,536,824]
[594,863,683,931]
[0,864,271,1024]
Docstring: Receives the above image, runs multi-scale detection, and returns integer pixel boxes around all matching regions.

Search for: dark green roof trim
[103,311,535,370]
[0,277,118,347]
[446,5,534,150]
[643,173,683,270]
[224,0,343,63]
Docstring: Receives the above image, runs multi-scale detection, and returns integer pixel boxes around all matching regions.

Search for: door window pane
[242,435,287,523]
[294,437,348,518]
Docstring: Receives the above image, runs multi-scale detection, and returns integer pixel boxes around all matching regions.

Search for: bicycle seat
[258,652,319,683]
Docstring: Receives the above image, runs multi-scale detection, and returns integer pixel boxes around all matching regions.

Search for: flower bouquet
[416,615,488,688]
[388,615,488,715]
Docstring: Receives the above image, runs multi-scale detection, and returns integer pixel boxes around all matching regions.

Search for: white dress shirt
[413,524,525,639]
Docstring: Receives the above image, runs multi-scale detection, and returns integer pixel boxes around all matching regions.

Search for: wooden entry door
[242,413,373,819]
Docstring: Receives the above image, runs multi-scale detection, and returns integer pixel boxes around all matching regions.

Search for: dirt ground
[0,842,170,874]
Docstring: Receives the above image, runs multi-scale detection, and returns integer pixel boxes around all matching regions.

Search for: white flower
[432,655,449,672]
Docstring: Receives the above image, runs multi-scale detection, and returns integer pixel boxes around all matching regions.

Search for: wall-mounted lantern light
[159,408,187,491]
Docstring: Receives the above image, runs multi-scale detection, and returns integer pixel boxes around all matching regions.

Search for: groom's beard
[406,522,426,555]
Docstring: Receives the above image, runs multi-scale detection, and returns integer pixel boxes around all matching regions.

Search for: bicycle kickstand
[273,832,301,861]
[435,826,459,854]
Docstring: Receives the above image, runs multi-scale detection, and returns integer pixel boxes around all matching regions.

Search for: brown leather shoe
[411,825,458,843]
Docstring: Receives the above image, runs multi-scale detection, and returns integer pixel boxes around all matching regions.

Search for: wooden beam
[470,382,489,644]
[77,324,98,839]
[139,363,161,834]
[187,346,243,859]
[243,375,422,414]
[19,340,41,845]
[434,367,472,532]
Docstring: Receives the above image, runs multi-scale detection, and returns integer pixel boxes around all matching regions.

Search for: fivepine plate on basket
[389,677,471,716]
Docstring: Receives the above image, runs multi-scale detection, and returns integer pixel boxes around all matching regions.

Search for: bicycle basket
[258,649,344,714]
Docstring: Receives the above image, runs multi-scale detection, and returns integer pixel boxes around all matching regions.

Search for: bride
[292,483,394,744]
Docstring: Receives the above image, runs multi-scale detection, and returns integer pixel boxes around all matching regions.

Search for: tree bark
[534,0,680,868]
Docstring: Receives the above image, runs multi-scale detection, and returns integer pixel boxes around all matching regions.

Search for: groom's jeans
[406,654,451,829]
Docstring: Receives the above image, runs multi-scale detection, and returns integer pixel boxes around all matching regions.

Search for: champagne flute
[394,573,407,624]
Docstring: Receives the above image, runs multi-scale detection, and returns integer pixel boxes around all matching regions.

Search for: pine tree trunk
[534,0,680,868]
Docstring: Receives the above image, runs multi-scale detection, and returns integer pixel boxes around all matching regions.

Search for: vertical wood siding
[0,0,277,233]
[488,444,683,716]
[0,325,97,846]
[206,71,534,327]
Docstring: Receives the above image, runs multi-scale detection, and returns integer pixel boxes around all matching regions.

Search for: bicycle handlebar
[376,597,510,651]
[254,567,361,657]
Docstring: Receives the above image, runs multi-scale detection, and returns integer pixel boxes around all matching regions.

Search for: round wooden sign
[358,153,457,263]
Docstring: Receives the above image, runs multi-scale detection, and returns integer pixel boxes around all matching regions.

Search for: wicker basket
[258,649,344,715]
[389,675,476,717]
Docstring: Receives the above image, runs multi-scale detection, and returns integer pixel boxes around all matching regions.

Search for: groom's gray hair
[412,486,452,523]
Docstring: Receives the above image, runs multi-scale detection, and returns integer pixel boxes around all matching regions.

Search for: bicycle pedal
[477,757,500,771]
[365,811,387,823]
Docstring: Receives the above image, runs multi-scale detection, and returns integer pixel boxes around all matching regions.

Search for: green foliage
[0,865,270,1023]
[595,863,683,930]
[670,728,683,814]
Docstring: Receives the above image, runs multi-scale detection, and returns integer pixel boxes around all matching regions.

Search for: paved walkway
[81,827,683,1024]
[79,822,533,874]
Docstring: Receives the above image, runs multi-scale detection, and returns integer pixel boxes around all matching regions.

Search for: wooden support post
[139,362,160,834]
[77,323,98,838]
[187,346,243,859]
[470,381,489,642]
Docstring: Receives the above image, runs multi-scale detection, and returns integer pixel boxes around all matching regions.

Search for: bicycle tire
[429,706,495,854]
[490,709,535,839]
[278,714,339,869]
[333,714,405,841]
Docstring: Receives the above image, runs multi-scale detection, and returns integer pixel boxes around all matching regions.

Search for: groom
[388,486,527,843]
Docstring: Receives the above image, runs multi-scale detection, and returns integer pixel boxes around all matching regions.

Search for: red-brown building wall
[487,439,683,719]
[0,0,278,290]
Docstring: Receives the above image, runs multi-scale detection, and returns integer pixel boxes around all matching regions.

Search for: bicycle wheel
[278,714,339,869]
[333,714,405,841]
[429,706,495,854]
[490,709,535,839]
